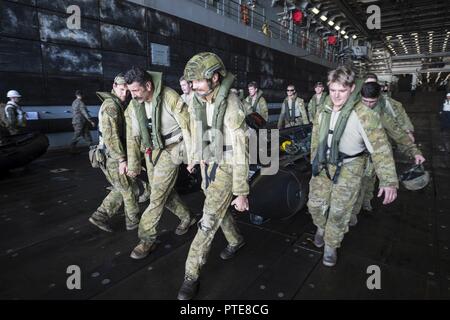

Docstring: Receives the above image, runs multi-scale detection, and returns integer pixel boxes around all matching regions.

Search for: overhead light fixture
[344,35,349,39]
[334,25,341,31]
[328,20,334,26]
[320,15,327,21]
[341,30,346,35]
[312,7,320,14]
[352,35,357,39]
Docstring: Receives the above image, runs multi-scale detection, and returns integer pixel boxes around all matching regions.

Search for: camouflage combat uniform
[308,93,327,123]
[184,72,249,281]
[70,97,93,147]
[382,94,414,133]
[278,94,309,128]
[244,90,269,121]
[307,95,398,249]
[126,71,193,244]
[90,91,140,229]
[352,99,422,216]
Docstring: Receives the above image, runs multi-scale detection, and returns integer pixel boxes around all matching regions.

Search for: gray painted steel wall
[1,0,329,109]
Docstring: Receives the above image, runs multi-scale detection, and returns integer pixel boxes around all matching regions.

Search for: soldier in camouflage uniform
[244,81,269,121]
[70,90,95,153]
[278,84,309,128]
[124,67,196,260]
[179,76,194,106]
[307,66,398,267]
[88,75,141,232]
[357,74,417,212]
[366,73,415,142]
[308,82,327,122]
[177,52,249,300]
[348,82,426,226]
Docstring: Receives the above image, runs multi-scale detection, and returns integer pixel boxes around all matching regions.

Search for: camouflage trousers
[71,122,93,146]
[185,164,243,281]
[93,156,140,227]
[352,159,376,216]
[138,143,191,243]
[307,156,367,249]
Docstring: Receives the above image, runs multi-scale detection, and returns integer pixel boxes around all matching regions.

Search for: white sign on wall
[151,43,170,66]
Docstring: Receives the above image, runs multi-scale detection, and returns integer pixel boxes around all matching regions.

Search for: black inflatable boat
[0,132,49,171]
[175,124,313,221]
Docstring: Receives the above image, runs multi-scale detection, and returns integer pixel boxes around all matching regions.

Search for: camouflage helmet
[114,74,126,85]
[184,52,227,81]
[399,164,430,191]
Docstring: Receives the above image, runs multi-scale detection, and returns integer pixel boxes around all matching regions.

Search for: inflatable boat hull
[0,132,49,171]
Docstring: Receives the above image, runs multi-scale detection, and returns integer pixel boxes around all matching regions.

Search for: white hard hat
[7,90,22,98]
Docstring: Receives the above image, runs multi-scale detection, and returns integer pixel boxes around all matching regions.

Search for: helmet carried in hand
[399,164,430,191]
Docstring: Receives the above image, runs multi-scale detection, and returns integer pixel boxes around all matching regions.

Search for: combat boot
[220,240,246,260]
[323,244,337,267]
[349,214,358,227]
[175,216,197,236]
[130,241,156,260]
[177,277,199,300]
[313,227,324,248]
[89,213,113,233]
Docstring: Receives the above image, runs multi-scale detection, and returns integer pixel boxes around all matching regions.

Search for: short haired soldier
[179,76,194,106]
[348,82,425,226]
[308,66,398,267]
[308,82,327,122]
[124,67,196,260]
[88,75,141,232]
[177,52,249,300]
[70,90,95,153]
[278,84,309,128]
[365,74,416,143]
[244,81,269,121]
